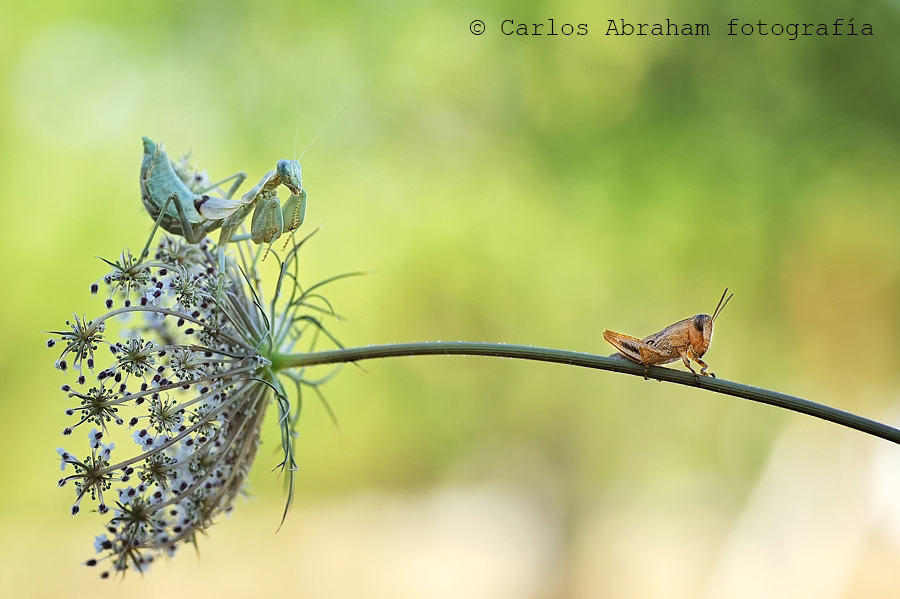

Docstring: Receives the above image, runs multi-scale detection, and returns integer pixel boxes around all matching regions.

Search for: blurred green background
[3,1,900,597]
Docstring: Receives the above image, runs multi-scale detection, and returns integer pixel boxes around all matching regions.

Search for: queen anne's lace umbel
[49,235,338,578]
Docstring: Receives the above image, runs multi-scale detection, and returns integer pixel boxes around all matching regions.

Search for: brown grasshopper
[603,289,733,380]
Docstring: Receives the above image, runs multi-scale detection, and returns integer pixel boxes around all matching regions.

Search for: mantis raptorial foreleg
[250,190,308,255]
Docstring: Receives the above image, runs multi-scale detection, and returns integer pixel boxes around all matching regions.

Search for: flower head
[49,232,347,577]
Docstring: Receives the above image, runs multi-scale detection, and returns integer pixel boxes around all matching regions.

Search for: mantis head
[277,159,303,195]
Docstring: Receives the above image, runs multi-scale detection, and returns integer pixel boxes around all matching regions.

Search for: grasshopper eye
[692,314,709,332]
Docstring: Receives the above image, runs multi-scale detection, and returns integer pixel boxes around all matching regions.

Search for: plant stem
[271,341,900,446]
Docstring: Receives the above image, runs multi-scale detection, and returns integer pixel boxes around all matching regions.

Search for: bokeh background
[3,1,900,597]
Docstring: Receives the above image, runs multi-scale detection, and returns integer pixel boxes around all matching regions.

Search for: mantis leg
[140,190,218,267]
[196,171,247,199]
[138,193,175,263]
[223,173,247,199]
[168,192,209,244]
[138,192,207,262]
[280,190,307,250]
[213,225,240,304]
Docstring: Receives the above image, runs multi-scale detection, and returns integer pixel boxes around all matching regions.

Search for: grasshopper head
[690,314,714,356]
[690,289,734,357]
[277,159,303,195]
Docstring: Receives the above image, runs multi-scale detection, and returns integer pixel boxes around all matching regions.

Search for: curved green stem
[271,341,900,446]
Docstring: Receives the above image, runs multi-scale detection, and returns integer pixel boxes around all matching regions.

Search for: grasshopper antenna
[712,288,734,322]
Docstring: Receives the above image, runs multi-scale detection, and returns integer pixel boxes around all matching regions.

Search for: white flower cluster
[49,235,330,577]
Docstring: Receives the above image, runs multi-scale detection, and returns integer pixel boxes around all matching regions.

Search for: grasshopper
[139,137,308,299]
[603,289,733,379]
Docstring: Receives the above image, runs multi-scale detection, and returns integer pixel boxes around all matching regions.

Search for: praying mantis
[138,137,308,300]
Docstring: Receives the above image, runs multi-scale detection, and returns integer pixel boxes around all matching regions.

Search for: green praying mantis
[138,137,308,300]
